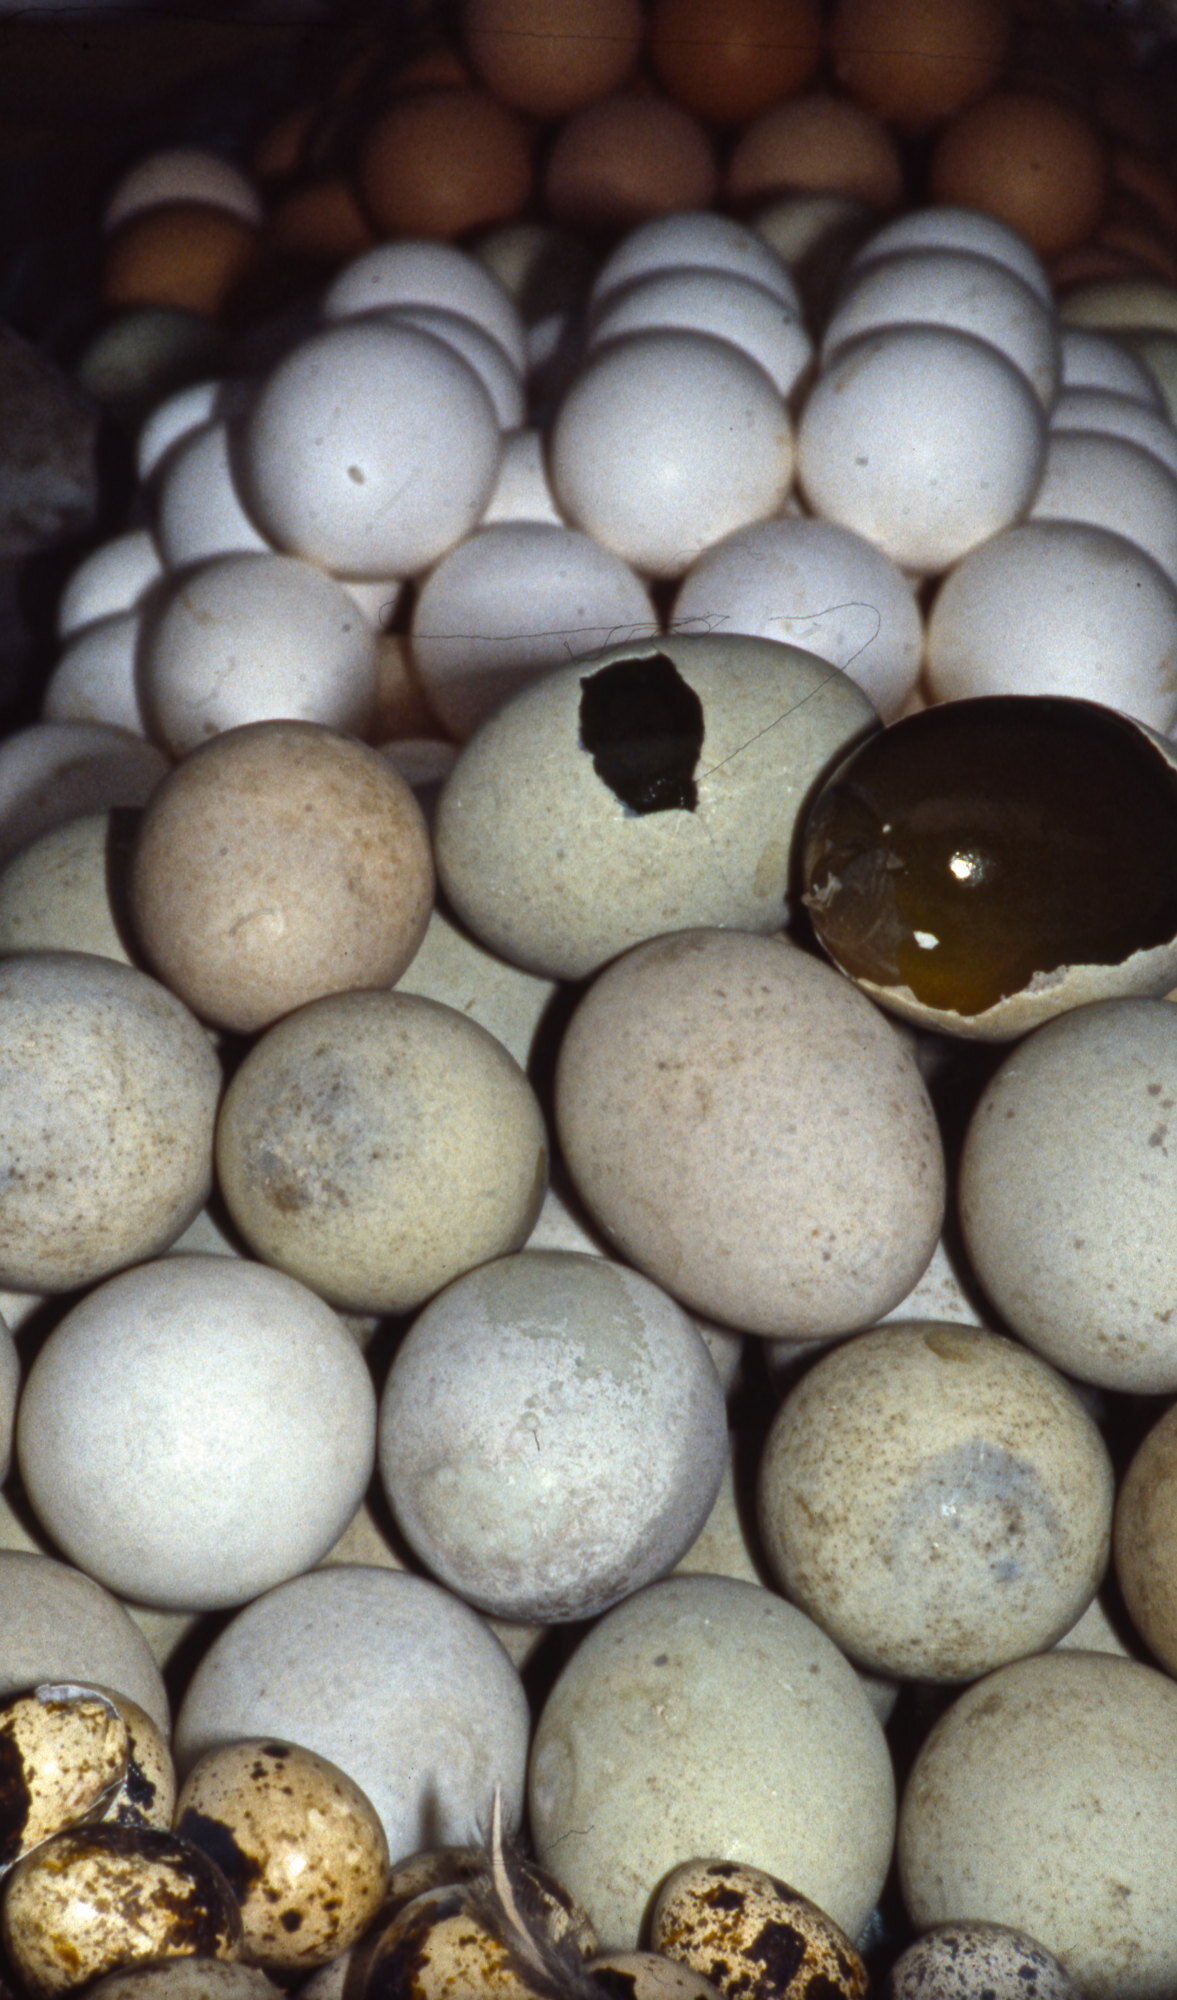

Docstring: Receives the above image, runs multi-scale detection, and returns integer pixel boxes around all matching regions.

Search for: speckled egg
[588,1953,723,2000]
[651,1858,866,1999]
[85,1962,280,2000]
[174,1739,388,1970]
[1,1822,242,1995]
[888,1920,1079,1999]
[0,1554,168,1731]
[434,633,876,982]
[0,1684,129,1870]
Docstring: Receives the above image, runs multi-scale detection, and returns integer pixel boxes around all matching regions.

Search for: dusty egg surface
[434,631,877,982]
[174,1739,388,1970]
[801,695,1177,1038]
[377,1249,728,1623]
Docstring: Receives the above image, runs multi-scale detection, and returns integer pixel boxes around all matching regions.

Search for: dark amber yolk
[801,696,1177,1016]
[579,653,705,814]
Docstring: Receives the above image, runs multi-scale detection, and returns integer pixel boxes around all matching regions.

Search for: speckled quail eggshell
[174,1739,388,1970]
[0,723,168,869]
[670,517,922,720]
[797,324,1046,575]
[57,530,163,638]
[757,1322,1113,1682]
[1,1823,242,1997]
[822,249,1060,406]
[434,632,876,982]
[43,614,146,736]
[0,1554,168,1731]
[129,719,434,1035]
[651,1858,866,2000]
[959,998,1177,1392]
[588,1953,723,2000]
[241,319,503,579]
[0,951,219,1293]
[925,529,1177,755]
[93,1689,175,1831]
[411,521,657,741]
[0,1685,130,1868]
[154,421,271,570]
[555,928,944,1338]
[16,1254,376,1612]
[141,553,379,756]
[898,1651,1177,2000]
[174,1565,530,1861]
[549,329,793,578]
[528,1573,895,1951]
[349,1881,550,2000]
[888,1921,1080,2000]
[214,990,547,1314]
[322,241,527,373]
[378,1249,727,1622]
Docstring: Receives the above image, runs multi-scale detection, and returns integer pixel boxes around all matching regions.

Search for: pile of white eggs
[5,196,1177,2000]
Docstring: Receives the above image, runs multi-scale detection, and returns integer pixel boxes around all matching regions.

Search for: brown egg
[385,45,474,94]
[930,91,1108,257]
[463,0,643,118]
[1,1824,242,1996]
[1113,149,1177,240]
[829,0,1008,129]
[103,205,258,318]
[1097,220,1177,283]
[1115,1403,1177,1676]
[544,92,717,233]
[267,179,376,263]
[174,1740,388,1972]
[357,89,533,240]
[727,92,904,211]
[0,1685,129,1870]
[251,104,315,183]
[651,1858,867,2000]
[647,0,822,124]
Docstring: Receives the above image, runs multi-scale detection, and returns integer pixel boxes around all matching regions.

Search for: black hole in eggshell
[578,653,704,816]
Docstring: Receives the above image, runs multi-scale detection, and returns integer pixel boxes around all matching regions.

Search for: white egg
[481,426,564,525]
[103,147,263,231]
[43,613,147,736]
[154,418,271,569]
[242,320,503,579]
[379,305,524,429]
[822,249,1060,406]
[1050,387,1177,480]
[322,239,526,372]
[57,530,163,639]
[925,520,1177,730]
[137,379,236,484]
[797,324,1047,574]
[550,329,793,578]
[1028,431,1177,588]
[411,519,657,738]
[587,267,812,402]
[846,205,1052,306]
[589,210,798,312]
[1058,325,1165,405]
[671,516,920,718]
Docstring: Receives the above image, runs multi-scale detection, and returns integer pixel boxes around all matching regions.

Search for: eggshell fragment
[215,990,546,1314]
[555,929,944,1338]
[898,1651,1177,2000]
[175,1566,530,1860]
[175,1740,388,1970]
[130,720,433,1035]
[529,1574,895,1950]
[0,1685,130,1871]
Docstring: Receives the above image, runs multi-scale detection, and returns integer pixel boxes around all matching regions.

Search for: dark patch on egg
[579,654,704,815]
[0,1723,31,1868]
[176,1808,261,1907]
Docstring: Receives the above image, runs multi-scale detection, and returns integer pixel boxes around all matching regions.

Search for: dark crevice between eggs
[578,653,704,815]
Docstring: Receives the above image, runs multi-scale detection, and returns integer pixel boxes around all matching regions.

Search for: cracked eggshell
[0,1685,130,1871]
[175,1739,388,1971]
[434,632,876,982]
[651,1858,866,2000]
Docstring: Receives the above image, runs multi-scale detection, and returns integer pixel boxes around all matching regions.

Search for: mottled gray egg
[1,1822,242,1995]
[650,1858,867,2000]
[888,1920,1079,1998]
[174,1738,388,1971]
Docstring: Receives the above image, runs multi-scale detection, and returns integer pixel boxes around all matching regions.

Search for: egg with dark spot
[174,1739,387,1971]
[0,1684,128,1872]
[650,1859,866,2000]
[888,1919,1079,1998]
[589,1950,725,1999]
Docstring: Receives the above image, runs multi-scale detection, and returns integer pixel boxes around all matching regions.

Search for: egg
[651,1858,866,1999]
[378,305,524,428]
[543,94,718,234]
[0,722,167,870]
[1115,1404,1177,1676]
[214,990,547,1314]
[845,203,1053,304]
[929,91,1108,256]
[0,1554,168,1732]
[1058,324,1165,402]
[1028,431,1177,588]
[356,89,532,240]
[589,210,798,309]
[323,240,527,371]
[43,614,146,737]
[802,697,1177,1039]
[888,1922,1080,1999]
[647,0,821,122]
[2,1823,242,1996]
[0,1684,130,1869]
[585,267,812,401]
[587,1954,723,1999]
[829,0,1008,129]
[153,420,272,570]
[462,0,643,116]
[57,530,163,639]
[103,205,258,318]
[103,150,263,232]
[1049,386,1177,480]
[726,92,904,212]
[174,1740,388,1970]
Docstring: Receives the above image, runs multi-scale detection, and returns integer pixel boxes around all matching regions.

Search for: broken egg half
[800,695,1177,1039]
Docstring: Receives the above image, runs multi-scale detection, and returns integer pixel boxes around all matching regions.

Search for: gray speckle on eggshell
[888,1920,1079,1999]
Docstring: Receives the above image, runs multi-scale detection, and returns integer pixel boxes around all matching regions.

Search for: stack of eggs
[7,10,1177,2000]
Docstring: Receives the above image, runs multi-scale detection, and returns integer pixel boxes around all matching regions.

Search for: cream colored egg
[0,723,167,869]
[215,990,546,1314]
[555,929,944,1338]
[0,1313,16,1480]
[0,951,219,1293]
[1115,1402,1177,1674]
[898,1651,1177,1999]
[0,810,135,964]
[394,902,555,1072]
[434,633,876,982]
[175,1740,388,1970]
[758,1322,1113,1681]
[529,1573,895,1950]
[959,999,1177,1391]
[0,1554,168,1732]
[651,1858,866,1999]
